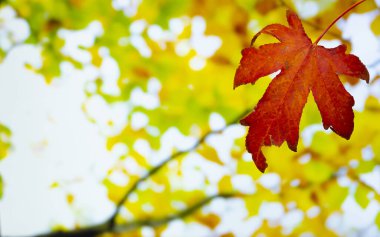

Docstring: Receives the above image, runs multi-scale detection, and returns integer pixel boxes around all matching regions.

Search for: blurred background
[0,0,380,236]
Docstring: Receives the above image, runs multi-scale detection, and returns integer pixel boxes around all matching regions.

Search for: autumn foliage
[235,10,369,172]
[1,0,380,236]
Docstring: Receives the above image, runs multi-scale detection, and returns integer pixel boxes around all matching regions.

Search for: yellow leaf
[50,182,60,189]
[376,212,380,228]
[218,176,233,193]
[371,14,380,35]
[194,213,221,229]
[198,144,223,165]
[66,193,75,205]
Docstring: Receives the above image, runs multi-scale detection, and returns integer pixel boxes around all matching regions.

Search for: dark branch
[31,193,237,237]
[107,108,250,228]
[112,193,236,233]
[27,109,250,237]
[34,223,108,237]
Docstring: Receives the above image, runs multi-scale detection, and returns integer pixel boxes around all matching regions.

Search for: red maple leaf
[234,5,369,172]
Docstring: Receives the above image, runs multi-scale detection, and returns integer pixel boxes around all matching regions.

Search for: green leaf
[303,160,334,184]
[376,212,380,228]
[354,185,370,209]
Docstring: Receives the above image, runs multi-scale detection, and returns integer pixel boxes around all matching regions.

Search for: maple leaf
[234,9,369,172]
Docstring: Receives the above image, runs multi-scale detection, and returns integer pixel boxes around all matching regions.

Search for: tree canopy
[0,0,380,236]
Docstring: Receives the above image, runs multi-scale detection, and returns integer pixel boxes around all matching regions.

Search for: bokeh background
[1,0,380,236]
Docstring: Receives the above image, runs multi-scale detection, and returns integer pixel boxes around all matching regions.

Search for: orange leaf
[234,10,369,172]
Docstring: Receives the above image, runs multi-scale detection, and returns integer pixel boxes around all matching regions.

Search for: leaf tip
[254,151,268,173]
[287,142,298,152]
[330,125,353,140]
[257,162,268,173]
[233,81,239,89]
[363,70,370,84]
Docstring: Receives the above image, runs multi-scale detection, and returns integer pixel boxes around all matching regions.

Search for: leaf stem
[313,0,366,45]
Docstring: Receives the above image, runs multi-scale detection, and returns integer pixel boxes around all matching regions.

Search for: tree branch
[28,109,250,237]
[34,223,108,237]
[112,193,236,233]
[32,193,237,237]
[107,108,250,228]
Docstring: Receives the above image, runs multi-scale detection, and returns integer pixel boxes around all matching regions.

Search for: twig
[28,109,250,237]
[313,0,366,44]
[112,193,236,233]
[303,19,348,42]
[34,223,108,237]
[107,108,250,228]
[32,193,237,237]
[278,0,350,44]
